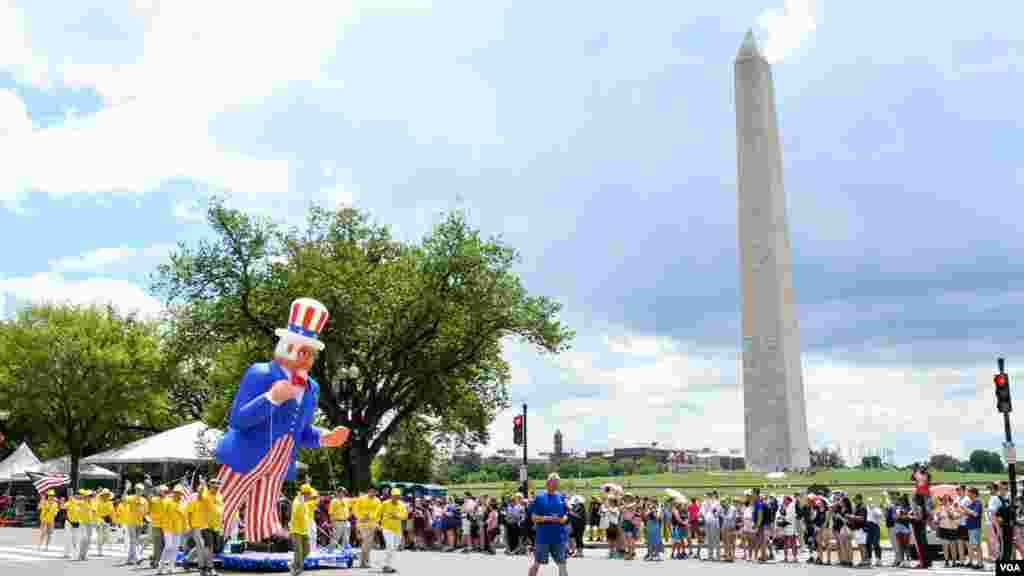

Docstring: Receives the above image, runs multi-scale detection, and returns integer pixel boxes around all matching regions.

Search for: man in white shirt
[957,485,969,567]
[461,494,477,552]
[703,492,721,561]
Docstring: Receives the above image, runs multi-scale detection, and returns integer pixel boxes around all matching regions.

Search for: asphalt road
[0,527,996,576]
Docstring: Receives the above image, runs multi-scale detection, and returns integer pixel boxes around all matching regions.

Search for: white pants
[127,526,141,563]
[383,530,401,568]
[65,524,79,558]
[96,522,109,555]
[332,521,351,550]
[160,532,181,570]
[78,524,94,560]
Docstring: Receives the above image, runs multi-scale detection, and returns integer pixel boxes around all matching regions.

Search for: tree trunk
[351,434,372,493]
[69,449,80,492]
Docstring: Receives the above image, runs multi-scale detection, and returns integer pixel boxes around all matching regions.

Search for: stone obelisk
[734,30,810,472]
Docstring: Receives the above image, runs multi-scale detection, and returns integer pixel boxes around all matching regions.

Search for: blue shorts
[968,528,981,545]
[534,542,567,564]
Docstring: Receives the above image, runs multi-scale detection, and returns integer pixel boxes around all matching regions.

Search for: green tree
[152,199,572,490]
[929,453,961,472]
[969,449,1005,474]
[377,416,438,483]
[861,456,882,469]
[0,304,170,489]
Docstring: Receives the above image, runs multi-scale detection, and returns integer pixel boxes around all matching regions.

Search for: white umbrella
[602,483,623,495]
[664,488,685,502]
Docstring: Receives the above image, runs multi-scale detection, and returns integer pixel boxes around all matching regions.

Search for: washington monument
[734,30,810,471]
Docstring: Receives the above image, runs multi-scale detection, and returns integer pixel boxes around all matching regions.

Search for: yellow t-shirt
[115,502,130,525]
[63,500,79,523]
[79,499,98,524]
[353,496,381,528]
[96,498,115,520]
[187,498,208,530]
[329,497,351,521]
[290,495,313,536]
[200,488,225,532]
[149,496,165,528]
[122,495,146,526]
[162,499,189,534]
[38,499,60,523]
[377,500,408,534]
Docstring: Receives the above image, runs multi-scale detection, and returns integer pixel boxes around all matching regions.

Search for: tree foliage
[809,448,845,469]
[968,449,1005,474]
[928,453,963,472]
[152,198,573,490]
[376,417,438,483]
[0,304,173,488]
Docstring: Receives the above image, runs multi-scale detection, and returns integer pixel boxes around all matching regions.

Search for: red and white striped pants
[217,434,295,542]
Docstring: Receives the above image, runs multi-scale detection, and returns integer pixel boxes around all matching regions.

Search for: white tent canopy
[82,421,307,470]
[0,443,41,481]
[83,421,222,465]
[21,456,119,480]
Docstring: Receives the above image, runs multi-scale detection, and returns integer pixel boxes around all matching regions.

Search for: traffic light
[995,371,1012,413]
[513,415,524,445]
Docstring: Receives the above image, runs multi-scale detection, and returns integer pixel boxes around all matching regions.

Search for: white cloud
[47,243,176,275]
[756,0,817,63]
[0,1,429,207]
[486,323,1005,465]
[0,272,162,319]
[173,200,205,223]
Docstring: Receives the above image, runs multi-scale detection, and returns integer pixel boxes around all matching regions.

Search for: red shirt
[688,503,700,524]
[913,470,931,495]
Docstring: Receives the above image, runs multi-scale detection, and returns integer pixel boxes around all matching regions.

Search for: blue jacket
[215,361,321,480]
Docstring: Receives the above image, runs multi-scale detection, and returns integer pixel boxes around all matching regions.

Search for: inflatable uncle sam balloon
[215,297,350,541]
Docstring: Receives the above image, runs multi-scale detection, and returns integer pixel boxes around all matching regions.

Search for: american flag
[26,471,70,495]
[180,483,196,504]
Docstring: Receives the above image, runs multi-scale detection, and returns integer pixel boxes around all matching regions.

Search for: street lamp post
[330,363,360,489]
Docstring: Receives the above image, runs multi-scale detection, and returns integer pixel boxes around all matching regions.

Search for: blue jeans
[865,523,881,560]
[534,541,567,564]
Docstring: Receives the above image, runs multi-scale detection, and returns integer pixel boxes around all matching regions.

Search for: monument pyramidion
[734,30,810,472]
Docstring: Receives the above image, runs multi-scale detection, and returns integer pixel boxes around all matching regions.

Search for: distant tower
[554,430,563,458]
[735,29,810,471]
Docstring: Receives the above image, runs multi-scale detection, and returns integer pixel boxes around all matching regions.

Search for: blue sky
[1,0,1022,466]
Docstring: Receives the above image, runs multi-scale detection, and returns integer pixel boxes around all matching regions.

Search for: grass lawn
[448,469,1008,501]
[451,469,1011,548]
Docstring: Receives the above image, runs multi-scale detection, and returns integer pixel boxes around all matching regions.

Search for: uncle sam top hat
[275,297,329,351]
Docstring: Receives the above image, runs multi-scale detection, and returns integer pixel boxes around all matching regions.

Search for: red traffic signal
[513,415,523,425]
[995,373,1008,386]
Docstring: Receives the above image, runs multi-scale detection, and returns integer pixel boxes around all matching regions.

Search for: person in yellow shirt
[76,489,98,561]
[149,484,171,569]
[62,493,81,559]
[200,479,225,571]
[94,488,115,557]
[378,488,408,574]
[354,486,382,569]
[305,489,320,548]
[185,477,223,576]
[158,486,190,575]
[290,484,319,576]
[117,491,138,566]
[37,490,60,551]
[329,487,352,552]
[149,483,171,565]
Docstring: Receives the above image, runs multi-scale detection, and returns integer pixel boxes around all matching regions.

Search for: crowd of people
[30,463,1024,575]
[330,467,1023,574]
